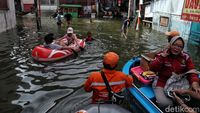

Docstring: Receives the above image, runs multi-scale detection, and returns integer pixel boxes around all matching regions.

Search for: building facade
[150,0,192,39]
[0,0,16,33]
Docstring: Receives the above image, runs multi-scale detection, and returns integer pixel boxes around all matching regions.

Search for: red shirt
[85,36,93,42]
[149,50,199,87]
[84,69,133,103]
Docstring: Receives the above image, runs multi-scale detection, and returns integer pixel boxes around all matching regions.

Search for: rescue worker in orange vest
[84,52,133,103]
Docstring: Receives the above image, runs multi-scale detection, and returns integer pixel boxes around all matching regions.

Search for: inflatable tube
[32,39,85,62]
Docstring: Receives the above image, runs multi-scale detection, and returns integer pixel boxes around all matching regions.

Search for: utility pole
[96,0,99,16]
[136,0,142,31]
[133,0,136,17]
[34,0,41,31]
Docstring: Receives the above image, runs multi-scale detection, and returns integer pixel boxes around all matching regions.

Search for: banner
[181,0,200,22]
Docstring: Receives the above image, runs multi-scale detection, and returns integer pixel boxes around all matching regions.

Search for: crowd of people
[52,8,72,27]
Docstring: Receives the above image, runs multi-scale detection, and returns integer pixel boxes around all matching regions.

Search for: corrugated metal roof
[59,4,82,8]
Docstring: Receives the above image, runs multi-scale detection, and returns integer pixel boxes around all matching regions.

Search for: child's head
[87,31,92,36]
[44,33,54,44]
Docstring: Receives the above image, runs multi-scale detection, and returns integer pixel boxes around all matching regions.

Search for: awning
[59,4,82,8]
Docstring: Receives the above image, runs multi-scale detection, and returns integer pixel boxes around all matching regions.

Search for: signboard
[22,0,34,4]
[160,16,169,27]
[181,0,200,22]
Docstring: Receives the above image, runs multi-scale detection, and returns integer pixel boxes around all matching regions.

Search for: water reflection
[0,15,199,113]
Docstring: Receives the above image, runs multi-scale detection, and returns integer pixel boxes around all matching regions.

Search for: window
[0,0,9,10]
[50,0,55,4]
[160,16,169,27]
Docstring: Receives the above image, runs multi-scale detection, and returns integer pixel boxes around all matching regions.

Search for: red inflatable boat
[32,39,85,62]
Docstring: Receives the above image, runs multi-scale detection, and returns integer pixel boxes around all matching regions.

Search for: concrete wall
[0,0,16,33]
[41,5,57,11]
[152,0,191,40]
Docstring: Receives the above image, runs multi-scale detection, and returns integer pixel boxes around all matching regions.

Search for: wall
[152,0,191,40]
[189,22,200,45]
[0,0,16,33]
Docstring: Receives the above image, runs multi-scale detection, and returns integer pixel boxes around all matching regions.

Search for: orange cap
[165,31,180,37]
[103,52,119,68]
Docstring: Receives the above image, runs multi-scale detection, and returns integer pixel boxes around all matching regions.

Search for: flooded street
[0,14,199,113]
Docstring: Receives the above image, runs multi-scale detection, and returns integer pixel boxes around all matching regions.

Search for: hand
[192,82,200,93]
[193,86,200,94]
[173,89,187,94]
[140,58,150,71]
[173,92,184,105]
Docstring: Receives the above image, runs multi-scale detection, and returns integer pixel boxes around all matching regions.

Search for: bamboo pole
[136,0,142,31]
[128,0,132,19]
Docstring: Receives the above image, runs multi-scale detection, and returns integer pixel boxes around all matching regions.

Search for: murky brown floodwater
[0,13,199,113]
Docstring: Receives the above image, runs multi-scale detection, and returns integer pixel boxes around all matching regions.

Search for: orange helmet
[103,52,119,68]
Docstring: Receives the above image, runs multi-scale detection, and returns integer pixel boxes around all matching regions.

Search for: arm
[186,57,199,92]
[148,53,164,72]
[173,92,197,113]
[140,52,157,71]
[54,35,66,44]
[140,49,163,71]
[59,40,68,46]
[174,89,200,100]
[61,46,73,50]
[73,34,79,45]
[84,73,93,92]
[124,75,133,88]
[191,81,200,94]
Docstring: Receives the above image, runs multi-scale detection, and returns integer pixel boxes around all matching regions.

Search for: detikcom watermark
[165,105,200,113]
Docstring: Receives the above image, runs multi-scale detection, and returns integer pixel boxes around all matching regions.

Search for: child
[44,33,67,50]
[85,31,94,42]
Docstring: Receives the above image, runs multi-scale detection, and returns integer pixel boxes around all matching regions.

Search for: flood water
[0,13,199,113]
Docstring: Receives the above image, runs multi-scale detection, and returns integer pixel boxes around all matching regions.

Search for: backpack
[100,71,125,104]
